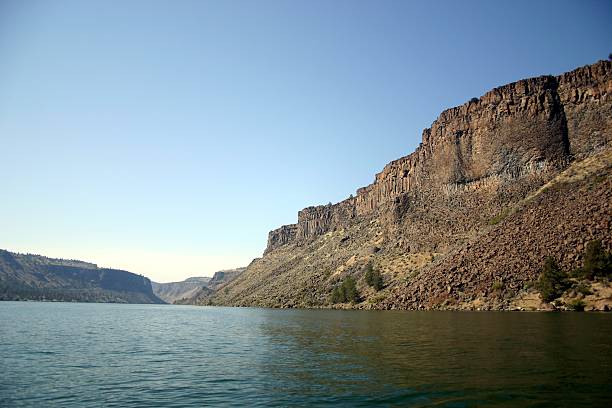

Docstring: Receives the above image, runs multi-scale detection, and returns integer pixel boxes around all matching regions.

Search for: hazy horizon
[1,0,611,282]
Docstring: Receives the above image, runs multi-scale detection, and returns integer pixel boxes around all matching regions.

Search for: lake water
[0,302,611,407]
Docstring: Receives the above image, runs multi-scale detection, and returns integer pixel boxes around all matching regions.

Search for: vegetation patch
[536,257,570,302]
[538,240,611,304]
[367,293,387,304]
[331,276,359,304]
[566,298,586,312]
[491,280,504,291]
[488,208,511,225]
[571,240,612,279]
[364,263,384,291]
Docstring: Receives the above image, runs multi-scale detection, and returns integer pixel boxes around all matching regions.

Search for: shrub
[342,276,359,303]
[488,208,511,225]
[470,97,478,103]
[566,298,586,312]
[573,282,592,296]
[331,286,343,304]
[330,276,359,304]
[537,257,570,302]
[367,293,386,304]
[523,280,536,290]
[491,281,504,291]
[582,240,612,279]
[364,264,384,291]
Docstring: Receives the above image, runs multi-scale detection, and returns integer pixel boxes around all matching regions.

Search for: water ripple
[1,302,611,407]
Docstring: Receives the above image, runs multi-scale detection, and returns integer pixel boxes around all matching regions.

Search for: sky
[0,0,610,282]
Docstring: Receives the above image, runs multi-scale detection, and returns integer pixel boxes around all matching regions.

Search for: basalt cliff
[204,60,612,311]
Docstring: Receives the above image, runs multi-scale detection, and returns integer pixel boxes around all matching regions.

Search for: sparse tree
[364,263,384,291]
[582,240,611,278]
[342,276,358,303]
[330,275,359,304]
[537,257,569,302]
[331,286,343,304]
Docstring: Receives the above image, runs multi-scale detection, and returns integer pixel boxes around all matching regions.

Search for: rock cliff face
[206,267,246,289]
[262,61,610,250]
[207,60,611,310]
[266,225,297,253]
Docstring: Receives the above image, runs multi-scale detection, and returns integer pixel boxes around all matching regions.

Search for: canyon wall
[264,61,611,252]
[0,249,164,304]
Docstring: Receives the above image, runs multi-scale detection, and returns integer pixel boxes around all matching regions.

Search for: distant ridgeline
[0,249,163,304]
[158,268,246,305]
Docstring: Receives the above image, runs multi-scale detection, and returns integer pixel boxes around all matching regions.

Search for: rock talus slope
[210,60,611,310]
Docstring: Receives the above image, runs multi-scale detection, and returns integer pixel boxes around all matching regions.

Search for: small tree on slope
[537,257,570,302]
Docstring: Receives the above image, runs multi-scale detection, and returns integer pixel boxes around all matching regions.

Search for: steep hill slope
[206,268,246,290]
[206,60,611,310]
[0,250,163,304]
[152,277,210,303]
[177,267,246,304]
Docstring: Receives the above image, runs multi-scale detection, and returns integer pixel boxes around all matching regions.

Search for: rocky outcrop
[266,225,297,253]
[206,267,246,290]
[557,61,612,158]
[296,199,356,240]
[263,60,611,255]
[212,60,611,311]
[0,250,164,304]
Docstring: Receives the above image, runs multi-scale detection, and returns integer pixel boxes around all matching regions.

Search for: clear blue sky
[1,0,610,282]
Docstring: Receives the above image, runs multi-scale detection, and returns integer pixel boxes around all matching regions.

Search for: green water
[0,302,610,407]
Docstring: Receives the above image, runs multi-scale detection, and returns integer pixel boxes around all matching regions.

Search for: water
[1,302,611,407]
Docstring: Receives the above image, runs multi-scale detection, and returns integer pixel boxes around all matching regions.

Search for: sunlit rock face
[262,61,611,252]
[210,61,610,310]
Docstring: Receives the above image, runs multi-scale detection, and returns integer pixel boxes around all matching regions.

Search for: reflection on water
[1,302,610,407]
[254,309,612,406]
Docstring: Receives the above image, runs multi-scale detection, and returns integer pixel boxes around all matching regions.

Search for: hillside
[205,268,246,290]
[204,60,611,310]
[176,267,246,304]
[0,250,164,304]
[152,277,210,304]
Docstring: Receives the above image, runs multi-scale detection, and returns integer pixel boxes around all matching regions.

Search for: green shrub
[573,282,592,296]
[491,281,504,291]
[488,208,510,225]
[582,240,612,279]
[537,257,570,302]
[342,276,359,303]
[566,298,586,312]
[330,276,359,304]
[367,293,386,304]
[331,286,343,303]
[364,264,384,291]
